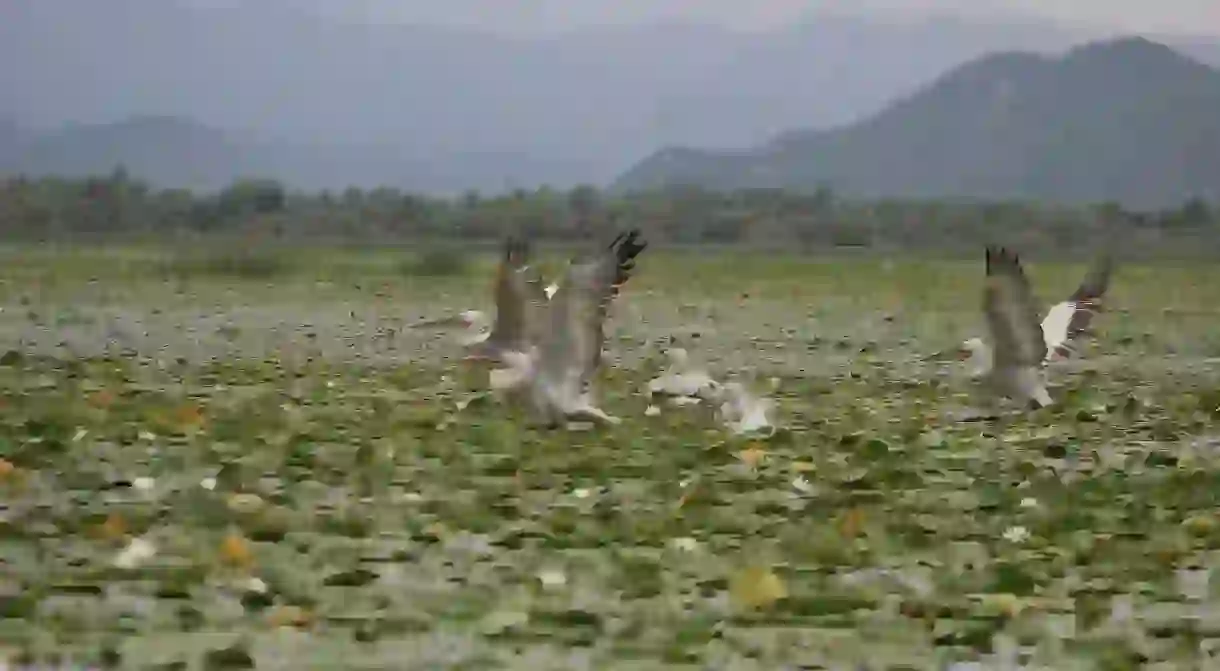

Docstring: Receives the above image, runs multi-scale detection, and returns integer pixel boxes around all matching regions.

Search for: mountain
[615,37,1220,208]
[3,1,1219,192]
[0,0,1173,190]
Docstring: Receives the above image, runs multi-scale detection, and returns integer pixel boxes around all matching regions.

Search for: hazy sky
[274,0,1220,36]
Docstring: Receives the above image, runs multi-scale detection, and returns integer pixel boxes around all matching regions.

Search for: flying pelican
[960,251,1113,376]
[410,237,557,358]
[499,229,648,428]
[463,236,552,367]
[976,246,1055,410]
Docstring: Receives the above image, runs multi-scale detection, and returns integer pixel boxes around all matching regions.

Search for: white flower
[670,537,699,552]
[245,577,268,593]
[132,477,156,492]
[1002,526,1030,543]
[792,476,815,494]
[1019,497,1039,509]
[572,488,593,499]
[137,431,157,442]
[644,405,661,417]
[114,537,157,569]
[537,568,567,590]
[200,477,217,491]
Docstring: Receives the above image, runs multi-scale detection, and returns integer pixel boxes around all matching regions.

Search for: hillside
[615,37,1220,208]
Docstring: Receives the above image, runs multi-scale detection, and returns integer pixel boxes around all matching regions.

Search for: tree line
[0,169,1215,257]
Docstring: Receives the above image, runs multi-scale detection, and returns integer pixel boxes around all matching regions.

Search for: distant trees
[0,173,1214,256]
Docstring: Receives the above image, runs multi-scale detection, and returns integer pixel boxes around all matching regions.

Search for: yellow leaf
[977,593,1027,617]
[730,566,787,610]
[175,403,206,428]
[737,447,767,469]
[87,389,116,409]
[1183,514,1217,536]
[97,513,128,541]
[838,508,866,539]
[268,605,313,629]
[220,533,254,569]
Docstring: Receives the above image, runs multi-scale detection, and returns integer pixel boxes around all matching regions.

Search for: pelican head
[459,310,485,330]
[665,347,690,367]
[959,337,987,361]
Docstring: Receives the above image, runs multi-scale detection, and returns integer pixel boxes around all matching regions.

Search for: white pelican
[716,381,775,436]
[408,309,490,346]
[959,251,1113,377]
[499,229,647,428]
[646,346,722,402]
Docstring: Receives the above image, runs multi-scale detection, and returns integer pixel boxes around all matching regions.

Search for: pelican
[976,246,1054,410]
[409,237,556,359]
[716,381,776,436]
[499,230,648,428]
[463,236,552,367]
[646,346,722,402]
[408,309,490,346]
[959,251,1113,377]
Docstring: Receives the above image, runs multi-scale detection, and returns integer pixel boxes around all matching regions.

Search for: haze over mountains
[1,0,1219,201]
[617,37,1220,207]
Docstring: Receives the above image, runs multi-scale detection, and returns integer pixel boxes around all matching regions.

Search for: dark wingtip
[614,229,647,268]
[504,235,530,264]
[1071,253,1115,302]
[985,246,1023,277]
[607,229,647,292]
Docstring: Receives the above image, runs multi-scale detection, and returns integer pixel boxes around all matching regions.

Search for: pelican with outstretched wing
[978,246,1054,409]
[463,236,552,370]
[409,237,555,363]
[500,229,648,427]
[959,251,1113,376]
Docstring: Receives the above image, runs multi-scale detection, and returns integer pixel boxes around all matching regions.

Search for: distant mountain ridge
[5,0,1220,190]
[3,0,1220,194]
[615,37,1220,208]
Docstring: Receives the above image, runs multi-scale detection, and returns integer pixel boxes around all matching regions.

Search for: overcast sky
[252,0,1220,36]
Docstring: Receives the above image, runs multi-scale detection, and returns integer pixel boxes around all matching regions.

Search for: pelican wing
[1042,253,1114,358]
[409,314,469,329]
[537,230,647,391]
[1068,253,1114,304]
[479,236,550,356]
[983,246,1047,369]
